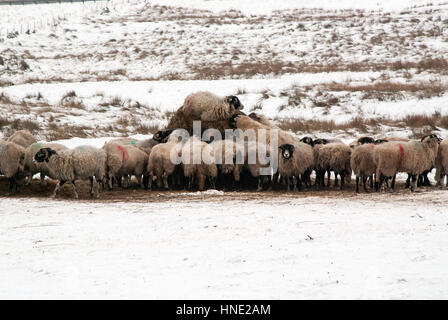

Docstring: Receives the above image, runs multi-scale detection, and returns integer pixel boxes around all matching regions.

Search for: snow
[1,192,447,299]
[148,0,447,14]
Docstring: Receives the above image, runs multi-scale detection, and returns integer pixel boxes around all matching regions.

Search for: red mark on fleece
[398,144,405,167]
[117,145,128,163]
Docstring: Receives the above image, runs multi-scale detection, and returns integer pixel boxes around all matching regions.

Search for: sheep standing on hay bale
[7,130,37,148]
[165,91,245,135]
[180,91,244,121]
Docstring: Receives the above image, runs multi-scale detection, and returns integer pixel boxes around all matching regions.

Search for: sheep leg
[355,176,360,193]
[423,172,431,186]
[197,174,206,191]
[286,176,291,191]
[96,178,101,198]
[257,177,263,191]
[340,173,345,190]
[391,174,396,190]
[40,173,47,186]
[209,176,216,190]
[71,181,79,199]
[136,174,144,189]
[296,176,302,191]
[25,173,32,186]
[7,177,16,195]
[89,177,94,197]
[362,176,369,193]
[369,175,374,189]
[162,172,169,189]
[334,173,339,188]
[326,170,331,187]
[143,174,149,190]
[52,180,66,198]
[107,173,113,190]
[410,174,417,192]
[405,174,411,188]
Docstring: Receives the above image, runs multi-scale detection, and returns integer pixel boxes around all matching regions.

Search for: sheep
[103,142,148,189]
[350,143,377,193]
[0,141,26,194]
[166,105,245,136]
[181,135,218,191]
[180,91,244,122]
[278,142,314,191]
[146,129,188,190]
[435,139,448,189]
[373,134,440,192]
[243,141,273,191]
[24,142,68,186]
[33,145,106,199]
[315,143,352,189]
[248,112,280,129]
[6,130,37,149]
[209,139,245,190]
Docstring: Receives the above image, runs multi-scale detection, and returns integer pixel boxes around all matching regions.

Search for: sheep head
[300,136,314,146]
[154,128,175,143]
[279,144,294,160]
[229,114,241,129]
[34,148,56,163]
[357,136,375,145]
[374,139,389,145]
[314,138,328,145]
[226,95,243,111]
[421,134,441,147]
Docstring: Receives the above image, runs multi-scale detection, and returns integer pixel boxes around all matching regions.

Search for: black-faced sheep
[180,91,243,122]
[24,142,68,186]
[278,142,314,191]
[34,146,106,198]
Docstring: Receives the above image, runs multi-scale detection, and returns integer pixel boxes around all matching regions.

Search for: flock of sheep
[0,91,447,198]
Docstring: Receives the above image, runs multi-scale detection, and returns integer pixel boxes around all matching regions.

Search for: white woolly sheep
[7,130,37,148]
[34,145,106,198]
[180,91,243,121]
[373,134,440,192]
[350,143,377,193]
[210,139,245,190]
[181,135,218,191]
[278,142,314,191]
[103,142,148,189]
[0,141,26,194]
[315,142,352,189]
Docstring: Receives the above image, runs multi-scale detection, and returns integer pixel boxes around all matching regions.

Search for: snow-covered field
[1,191,447,299]
[1,0,448,299]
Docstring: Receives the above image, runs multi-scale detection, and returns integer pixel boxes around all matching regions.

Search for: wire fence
[0,0,145,40]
